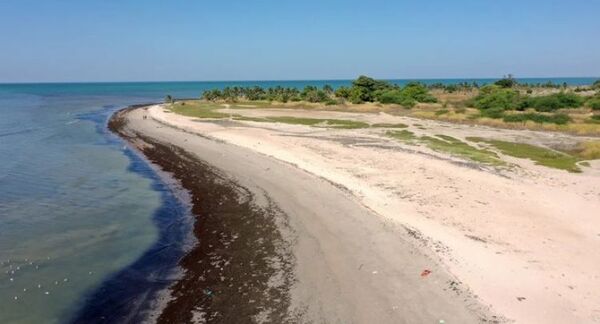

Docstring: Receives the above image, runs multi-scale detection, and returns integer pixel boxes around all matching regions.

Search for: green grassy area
[467,137,584,172]
[168,102,230,118]
[168,102,371,129]
[386,130,417,142]
[371,122,408,128]
[421,135,504,165]
[387,131,504,165]
[266,116,370,129]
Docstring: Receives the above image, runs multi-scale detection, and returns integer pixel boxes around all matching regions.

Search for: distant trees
[197,76,440,108]
[494,74,517,88]
[468,84,590,122]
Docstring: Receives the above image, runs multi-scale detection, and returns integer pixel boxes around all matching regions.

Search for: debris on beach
[421,269,432,277]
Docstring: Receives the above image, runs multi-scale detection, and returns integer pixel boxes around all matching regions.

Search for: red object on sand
[421,269,432,277]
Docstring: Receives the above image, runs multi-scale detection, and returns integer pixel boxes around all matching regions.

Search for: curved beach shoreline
[108,105,493,323]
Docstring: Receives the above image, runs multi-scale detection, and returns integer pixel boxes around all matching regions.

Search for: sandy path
[143,104,600,323]
[123,107,490,323]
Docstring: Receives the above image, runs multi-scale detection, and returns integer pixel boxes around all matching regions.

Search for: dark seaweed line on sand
[81,107,295,323]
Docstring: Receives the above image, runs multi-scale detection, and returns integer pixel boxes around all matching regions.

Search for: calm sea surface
[0,77,597,323]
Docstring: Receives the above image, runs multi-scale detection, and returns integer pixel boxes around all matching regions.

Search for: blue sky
[1,0,599,82]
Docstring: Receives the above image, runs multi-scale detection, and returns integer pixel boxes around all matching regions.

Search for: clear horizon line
[1,75,599,85]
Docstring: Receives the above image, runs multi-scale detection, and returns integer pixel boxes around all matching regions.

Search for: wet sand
[110,106,492,323]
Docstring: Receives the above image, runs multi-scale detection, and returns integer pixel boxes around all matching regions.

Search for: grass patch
[435,109,449,116]
[267,116,370,129]
[169,102,230,118]
[371,122,408,128]
[502,113,571,125]
[387,131,504,165]
[420,135,504,165]
[467,137,583,173]
[386,130,416,142]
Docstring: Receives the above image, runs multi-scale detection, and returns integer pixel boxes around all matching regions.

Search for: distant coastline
[1,76,599,86]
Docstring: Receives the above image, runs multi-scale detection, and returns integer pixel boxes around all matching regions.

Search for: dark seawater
[0,77,597,323]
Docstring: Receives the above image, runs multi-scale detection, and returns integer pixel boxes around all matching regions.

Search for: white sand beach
[124,104,600,323]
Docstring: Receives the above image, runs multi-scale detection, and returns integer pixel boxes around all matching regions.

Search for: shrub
[592,80,600,89]
[376,82,436,107]
[325,98,339,106]
[400,82,437,103]
[494,75,517,88]
[335,86,351,99]
[350,75,393,102]
[377,89,416,107]
[503,113,571,125]
[587,97,600,110]
[523,92,585,112]
[471,85,521,112]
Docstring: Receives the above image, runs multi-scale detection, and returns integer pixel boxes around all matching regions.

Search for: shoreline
[69,105,193,323]
[106,105,492,323]
[108,107,295,323]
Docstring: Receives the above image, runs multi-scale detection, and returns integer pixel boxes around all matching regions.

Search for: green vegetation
[467,137,588,173]
[467,84,591,124]
[386,130,416,142]
[376,82,437,107]
[521,92,585,112]
[587,97,600,110]
[428,81,480,93]
[168,101,371,129]
[502,113,571,125]
[470,85,521,118]
[169,102,229,118]
[420,135,504,165]
[201,75,437,108]
[494,75,517,88]
[586,115,600,124]
[371,123,408,128]
[265,116,370,129]
[387,131,504,165]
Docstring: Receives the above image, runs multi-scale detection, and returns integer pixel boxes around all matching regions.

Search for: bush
[334,86,351,99]
[377,89,416,107]
[587,97,600,110]
[523,92,585,112]
[376,82,436,107]
[494,75,517,88]
[350,75,393,102]
[503,113,571,125]
[471,85,521,112]
[592,80,600,89]
[400,82,437,103]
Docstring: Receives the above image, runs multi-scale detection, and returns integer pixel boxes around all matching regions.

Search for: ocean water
[0,77,597,323]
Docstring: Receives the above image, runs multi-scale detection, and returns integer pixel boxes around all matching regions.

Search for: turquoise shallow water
[0,77,597,323]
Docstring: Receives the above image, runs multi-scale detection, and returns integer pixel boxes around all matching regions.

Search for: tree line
[201,75,438,107]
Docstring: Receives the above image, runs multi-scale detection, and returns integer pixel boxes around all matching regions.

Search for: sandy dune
[134,104,599,323]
